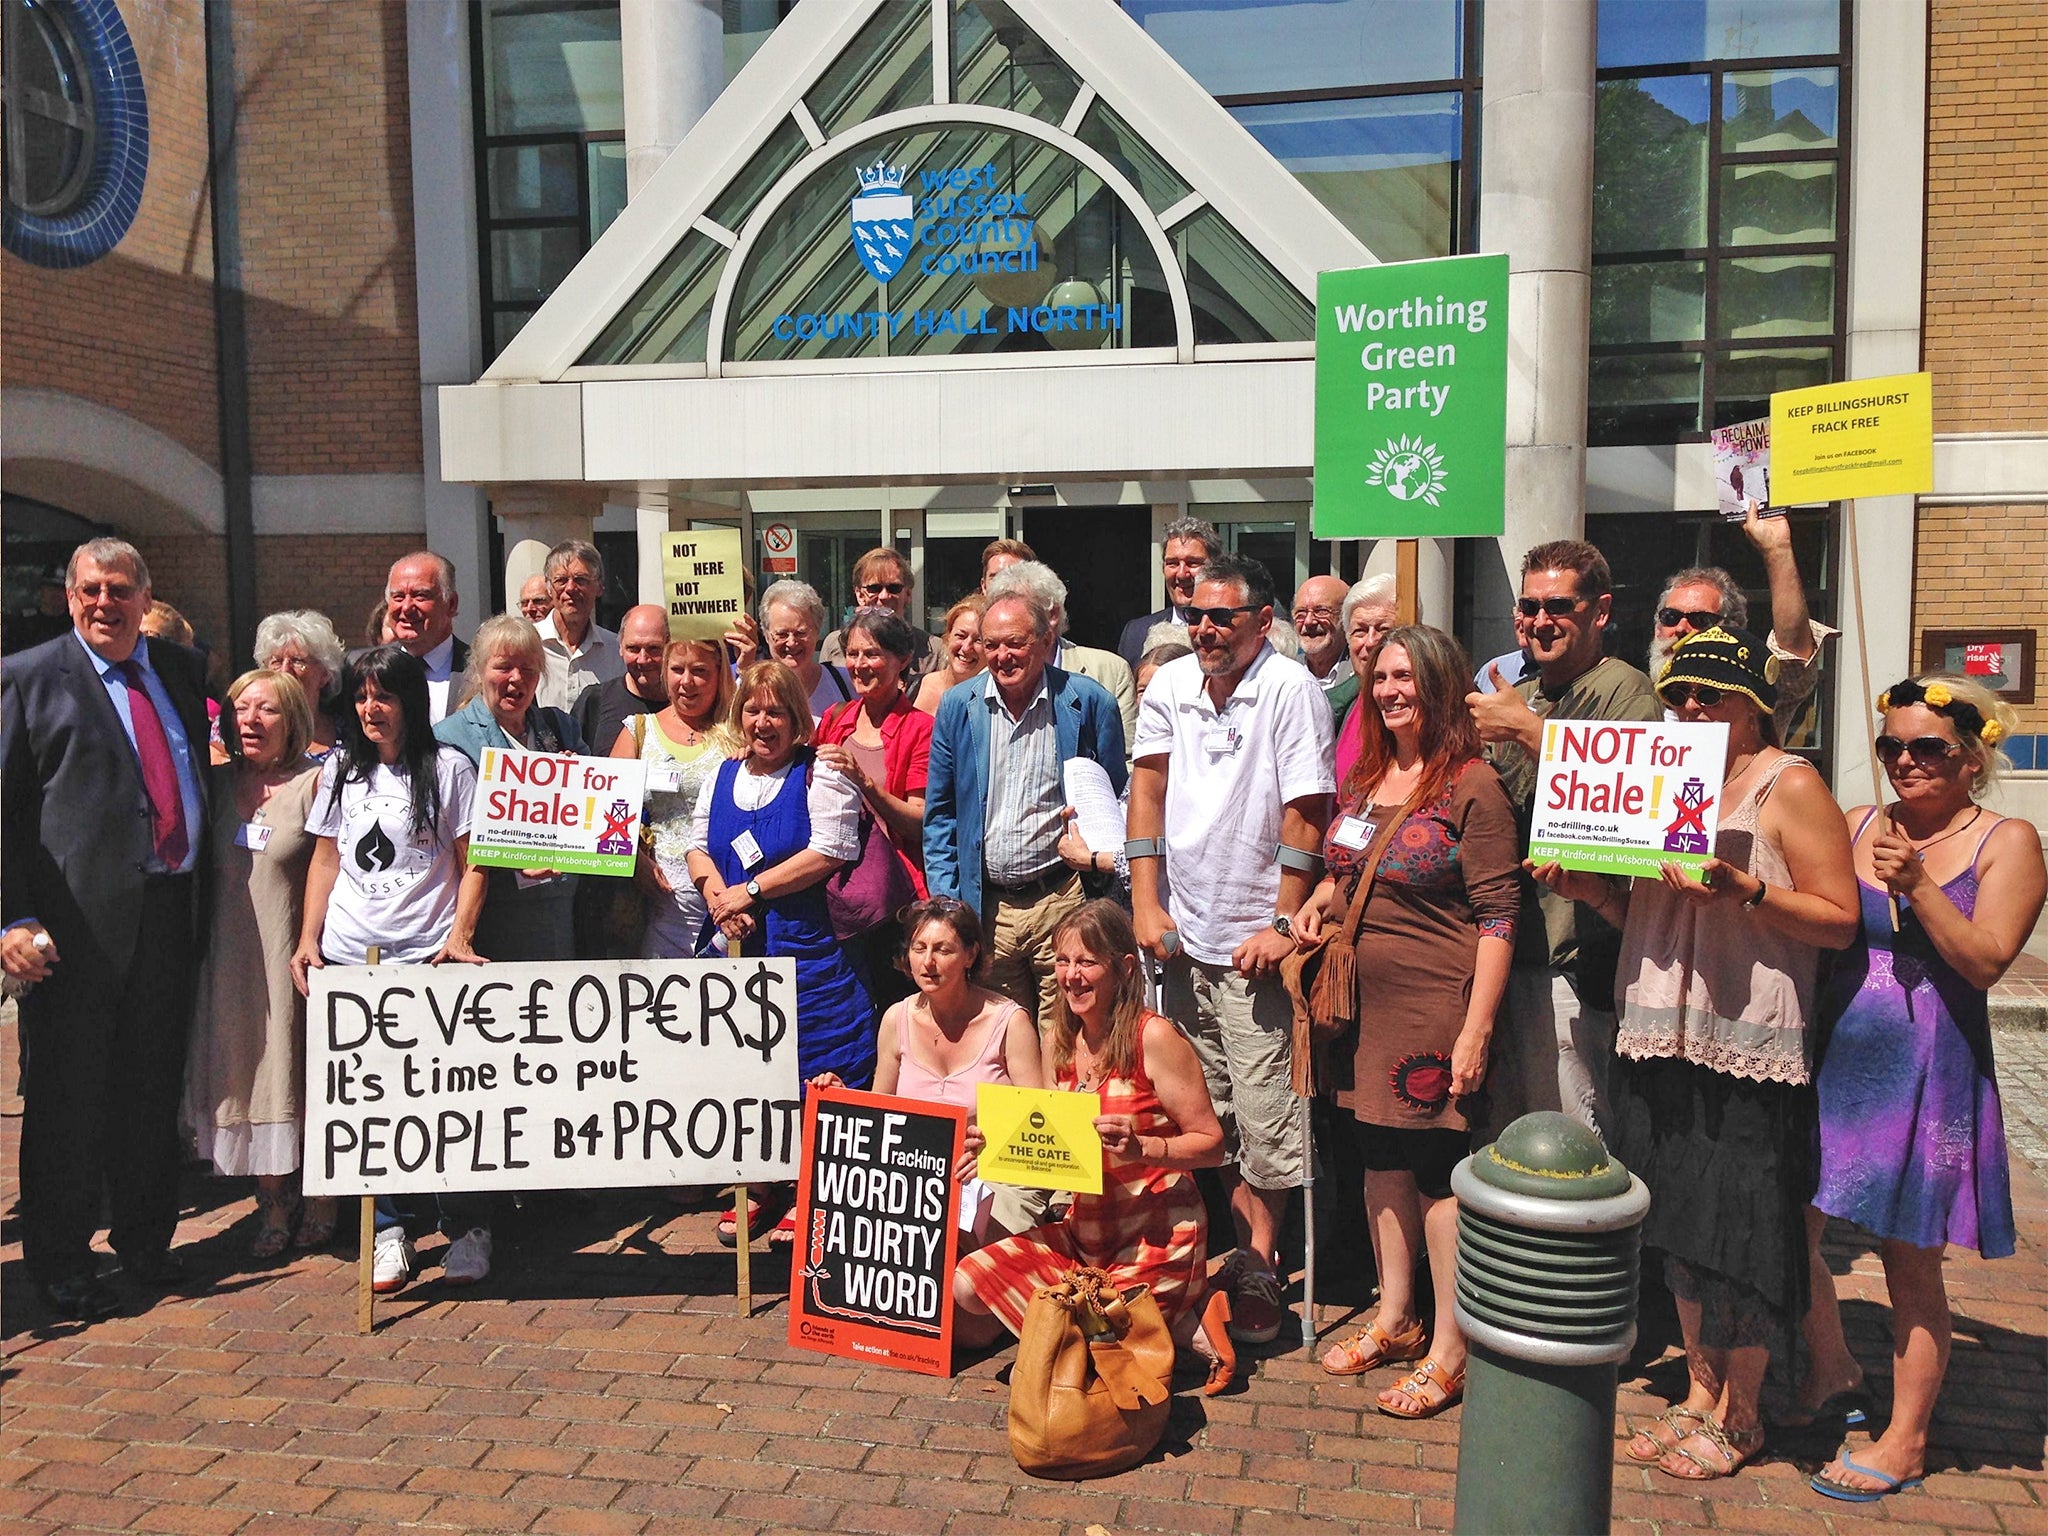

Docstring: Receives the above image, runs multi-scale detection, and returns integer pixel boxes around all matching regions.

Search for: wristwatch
[1743,880,1767,910]
[745,878,763,900]
[1270,914,1293,938]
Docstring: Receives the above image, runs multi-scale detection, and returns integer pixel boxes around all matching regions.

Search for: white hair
[984,560,1068,633]
[253,609,346,680]
[759,578,826,631]
[1340,572,1399,632]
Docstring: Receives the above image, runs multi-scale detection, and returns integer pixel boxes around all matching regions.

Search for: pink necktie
[116,659,191,869]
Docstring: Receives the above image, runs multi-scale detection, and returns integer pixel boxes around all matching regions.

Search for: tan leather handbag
[1007,1268,1174,1480]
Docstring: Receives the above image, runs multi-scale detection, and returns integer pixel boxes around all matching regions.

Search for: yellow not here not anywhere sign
[1769,372,1934,503]
[975,1084,1103,1196]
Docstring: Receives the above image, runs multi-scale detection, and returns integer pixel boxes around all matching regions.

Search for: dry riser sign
[1313,253,1508,539]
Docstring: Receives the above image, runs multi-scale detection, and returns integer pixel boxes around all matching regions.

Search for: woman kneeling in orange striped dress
[953,900,1238,1393]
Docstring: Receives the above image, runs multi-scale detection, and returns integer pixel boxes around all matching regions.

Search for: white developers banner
[305,958,800,1196]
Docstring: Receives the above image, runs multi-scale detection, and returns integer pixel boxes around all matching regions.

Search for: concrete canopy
[439,0,1375,493]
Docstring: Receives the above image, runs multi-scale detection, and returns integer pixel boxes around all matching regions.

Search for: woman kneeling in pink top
[811,897,1043,1249]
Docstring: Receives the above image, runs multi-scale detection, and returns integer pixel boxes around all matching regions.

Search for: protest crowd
[5,516,2044,1504]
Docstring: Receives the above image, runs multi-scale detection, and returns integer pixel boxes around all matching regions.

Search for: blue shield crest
[849,162,913,283]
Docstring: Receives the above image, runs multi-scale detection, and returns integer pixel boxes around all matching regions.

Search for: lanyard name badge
[1201,723,1241,757]
[1330,815,1375,852]
[648,762,684,794]
[234,821,275,852]
[732,828,766,869]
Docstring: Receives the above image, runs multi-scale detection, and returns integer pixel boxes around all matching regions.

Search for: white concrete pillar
[635,495,671,607]
[1361,538,1453,629]
[495,487,606,600]
[1477,0,1596,658]
[621,0,725,200]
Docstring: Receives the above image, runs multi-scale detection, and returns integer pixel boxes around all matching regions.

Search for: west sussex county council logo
[849,160,913,283]
[1365,435,1447,507]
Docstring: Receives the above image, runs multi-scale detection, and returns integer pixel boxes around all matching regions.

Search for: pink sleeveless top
[891,997,1023,1109]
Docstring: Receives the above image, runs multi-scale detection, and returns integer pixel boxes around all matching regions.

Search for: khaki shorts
[1161,956,1303,1191]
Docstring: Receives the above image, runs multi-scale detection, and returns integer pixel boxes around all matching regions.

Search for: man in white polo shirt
[1126,551,1333,1345]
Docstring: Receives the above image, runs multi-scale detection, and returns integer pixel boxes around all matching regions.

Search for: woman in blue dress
[1801,675,2044,1502]
[688,660,875,1243]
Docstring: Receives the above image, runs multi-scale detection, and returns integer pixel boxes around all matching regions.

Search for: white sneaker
[442,1227,492,1285]
[371,1227,414,1293]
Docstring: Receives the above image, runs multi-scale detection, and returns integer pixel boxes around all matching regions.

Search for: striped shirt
[982,673,1064,886]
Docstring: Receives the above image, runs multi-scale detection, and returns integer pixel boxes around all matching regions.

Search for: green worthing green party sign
[1313,253,1508,539]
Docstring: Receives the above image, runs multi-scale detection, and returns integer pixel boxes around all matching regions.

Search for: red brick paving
[2,1008,2043,1534]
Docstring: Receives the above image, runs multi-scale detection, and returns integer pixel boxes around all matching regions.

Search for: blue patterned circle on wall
[2,0,151,268]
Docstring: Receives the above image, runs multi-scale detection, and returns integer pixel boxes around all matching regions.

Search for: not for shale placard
[470,747,646,876]
[303,958,800,1197]
[974,1083,1103,1196]
[788,1087,964,1376]
[1527,719,1730,881]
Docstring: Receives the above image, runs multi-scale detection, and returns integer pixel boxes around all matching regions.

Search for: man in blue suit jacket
[924,593,1126,1023]
[2,539,214,1320]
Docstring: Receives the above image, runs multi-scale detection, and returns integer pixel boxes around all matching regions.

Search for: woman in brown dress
[1294,624,1520,1418]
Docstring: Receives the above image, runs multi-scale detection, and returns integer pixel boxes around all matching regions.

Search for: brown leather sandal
[1376,1356,1465,1419]
[1320,1317,1428,1377]
[1199,1289,1236,1396]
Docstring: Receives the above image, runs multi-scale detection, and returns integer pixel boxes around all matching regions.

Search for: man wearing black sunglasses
[1466,540,1660,1142]
[819,547,949,682]
[1648,507,1832,722]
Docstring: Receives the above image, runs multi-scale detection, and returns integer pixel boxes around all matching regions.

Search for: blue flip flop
[1811,1455,1923,1502]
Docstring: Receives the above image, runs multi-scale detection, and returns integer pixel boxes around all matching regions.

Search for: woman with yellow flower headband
[1798,673,2044,1503]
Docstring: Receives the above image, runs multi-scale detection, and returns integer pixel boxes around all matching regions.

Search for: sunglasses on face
[1662,683,1727,708]
[1657,607,1723,630]
[857,581,906,597]
[1188,604,1255,629]
[1515,595,1585,618]
[1875,734,1961,767]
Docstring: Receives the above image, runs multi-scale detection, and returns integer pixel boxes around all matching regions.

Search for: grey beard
[1646,633,1677,682]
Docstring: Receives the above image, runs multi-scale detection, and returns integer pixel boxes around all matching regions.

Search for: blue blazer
[923,664,1126,914]
[432,694,586,764]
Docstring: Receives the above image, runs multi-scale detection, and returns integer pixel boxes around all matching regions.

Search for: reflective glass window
[492,226,585,304]
[1174,207,1315,344]
[1074,99,1191,216]
[1718,254,1833,338]
[1722,69,1838,152]
[1593,75,1709,253]
[1232,93,1461,262]
[953,0,1084,122]
[1713,347,1831,425]
[582,228,728,366]
[804,1,932,138]
[479,1,624,135]
[488,143,582,220]
[1718,161,1835,247]
[1592,260,1706,345]
[726,127,1173,363]
[1596,0,1839,70]
[588,142,628,240]
[725,0,790,81]
[1121,0,1460,97]
[1589,352,1702,441]
[707,118,811,233]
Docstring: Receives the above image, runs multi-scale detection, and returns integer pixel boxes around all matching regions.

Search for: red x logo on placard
[1665,794,1713,838]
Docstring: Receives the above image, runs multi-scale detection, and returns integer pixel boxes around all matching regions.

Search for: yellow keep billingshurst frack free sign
[975,1084,1102,1196]
[1769,372,1934,503]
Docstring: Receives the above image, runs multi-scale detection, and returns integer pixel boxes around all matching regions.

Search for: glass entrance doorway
[1021,506,1151,650]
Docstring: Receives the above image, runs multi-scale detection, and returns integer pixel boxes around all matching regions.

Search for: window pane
[587,142,628,240]
[1175,207,1314,344]
[493,307,537,359]
[1597,0,1840,70]
[491,225,584,303]
[1722,69,1838,152]
[487,142,581,220]
[1121,0,1460,97]
[706,118,810,233]
[1075,99,1191,216]
[1232,93,1459,262]
[725,0,785,81]
[581,227,726,364]
[480,1,624,136]
[804,0,933,138]
[726,127,1170,362]
[1719,161,1835,246]
[1593,260,1706,344]
[1589,352,1702,443]
[1713,347,1831,425]
[1719,254,1833,337]
[953,0,1083,122]
[1593,75,1709,253]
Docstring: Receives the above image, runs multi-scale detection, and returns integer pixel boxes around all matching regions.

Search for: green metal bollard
[1451,1112,1649,1536]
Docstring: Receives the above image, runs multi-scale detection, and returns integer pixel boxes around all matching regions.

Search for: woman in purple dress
[1801,675,2045,1502]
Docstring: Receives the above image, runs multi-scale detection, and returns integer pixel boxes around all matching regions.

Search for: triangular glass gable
[568,0,1331,370]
